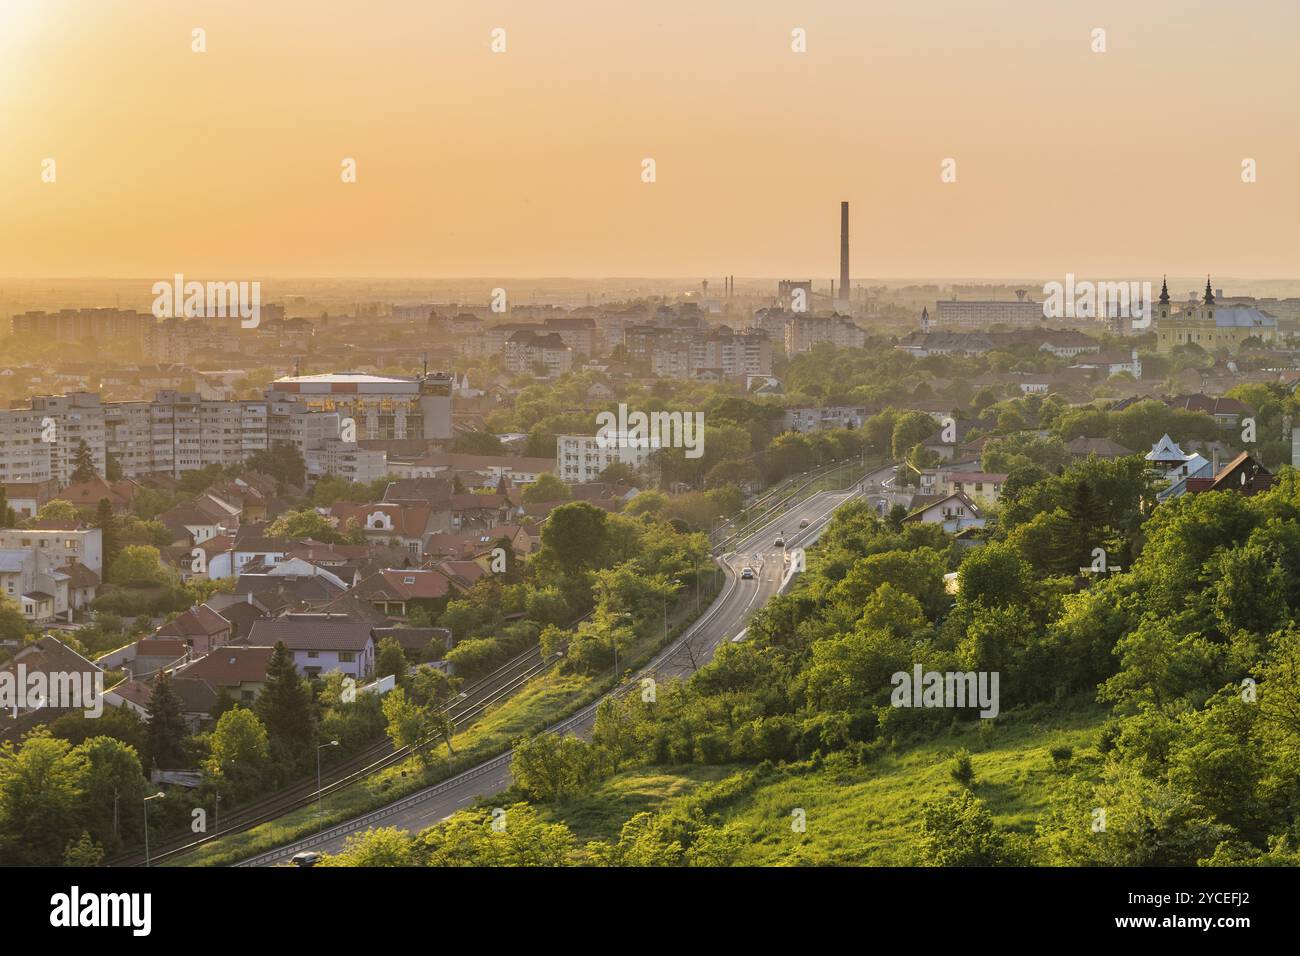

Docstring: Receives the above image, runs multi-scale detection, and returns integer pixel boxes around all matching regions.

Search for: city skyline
[3,0,1299,279]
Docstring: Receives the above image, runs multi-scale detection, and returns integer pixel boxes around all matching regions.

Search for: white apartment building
[0,526,103,575]
[557,433,656,484]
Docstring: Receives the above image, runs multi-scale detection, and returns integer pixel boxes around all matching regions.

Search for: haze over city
[3,0,1299,279]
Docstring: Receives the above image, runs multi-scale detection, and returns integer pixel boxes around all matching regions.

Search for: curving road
[240,471,889,866]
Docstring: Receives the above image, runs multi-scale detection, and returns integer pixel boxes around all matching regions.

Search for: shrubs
[950,748,975,787]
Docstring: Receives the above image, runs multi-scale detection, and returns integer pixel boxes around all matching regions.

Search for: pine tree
[255,641,315,752]
[0,487,15,526]
[70,440,98,484]
[146,671,190,769]
[94,498,119,578]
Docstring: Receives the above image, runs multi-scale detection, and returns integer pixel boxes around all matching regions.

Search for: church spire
[1159,275,1170,304]
[1204,275,1215,305]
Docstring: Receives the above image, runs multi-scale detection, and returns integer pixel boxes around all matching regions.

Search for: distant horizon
[5,0,1298,278]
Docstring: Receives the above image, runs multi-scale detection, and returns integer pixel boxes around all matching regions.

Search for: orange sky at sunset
[2,0,1298,279]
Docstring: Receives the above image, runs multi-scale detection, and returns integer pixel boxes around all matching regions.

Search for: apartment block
[784,314,867,353]
[557,433,656,484]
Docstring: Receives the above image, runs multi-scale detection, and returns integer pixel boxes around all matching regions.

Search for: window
[339,651,356,663]
[307,650,319,659]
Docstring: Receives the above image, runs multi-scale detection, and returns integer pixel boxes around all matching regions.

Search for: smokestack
[839,201,850,311]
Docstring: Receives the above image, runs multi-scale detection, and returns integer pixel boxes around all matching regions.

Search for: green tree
[145,672,190,770]
[255,642,315,754]
[70,440,98,484]
[205,708,271,799]
[522,473,571,504]
[36,499,81,525]
[109,545,168,588]
[94,498,119,579]
[374,636,409,683]
[919,790,1012,866]
[0,730,86,865]
[74,735,146,851]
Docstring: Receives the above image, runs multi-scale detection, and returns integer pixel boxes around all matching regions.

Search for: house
[158,501,226,547]
[1183,452,1276,498]
[942,471,1008,506]
[1166,393,1251,427]
[154,604,232,657]
[1145,434,1202,475]
[203,535,288,580]
[127,637,189,679]
[0,525,103,575]
[330,502,441,558]
[246,614,377,680]
[920,420,975,461]
[1070,349,1141,379]
[56,476,141,514]
[0,636,104,739]
[174,645,274,706]
[900,492,986,533]
[449,493,522,533]
[232,561,349,608]
[0,548,74,624]
[351,568,458,620]
[1065,436,1135,460]
[105,674,218,736]
[371,626,452,662]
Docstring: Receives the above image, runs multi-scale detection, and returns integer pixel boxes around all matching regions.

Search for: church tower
[1156,275,1171,324]
[1203,275,1215,323]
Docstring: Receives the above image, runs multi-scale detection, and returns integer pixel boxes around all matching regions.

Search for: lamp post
[316,740,339,832]
[143,791,165,867]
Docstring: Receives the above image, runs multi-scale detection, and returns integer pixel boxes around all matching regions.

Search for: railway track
[107,640,559,866]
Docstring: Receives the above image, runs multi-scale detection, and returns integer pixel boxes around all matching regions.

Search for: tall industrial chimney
[839,201,850,312]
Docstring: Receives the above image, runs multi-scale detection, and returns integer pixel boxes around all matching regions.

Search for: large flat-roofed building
[932,293,1044,329]
[265,371,453,441]
[784,314,866,353]
[10,308,155,348]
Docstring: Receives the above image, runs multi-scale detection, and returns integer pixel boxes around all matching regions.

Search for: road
[240,474,887,866]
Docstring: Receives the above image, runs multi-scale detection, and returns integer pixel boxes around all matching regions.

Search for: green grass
[530,700,1109,866]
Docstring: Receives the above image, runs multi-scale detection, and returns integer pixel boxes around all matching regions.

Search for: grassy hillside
[534,699,1109,865]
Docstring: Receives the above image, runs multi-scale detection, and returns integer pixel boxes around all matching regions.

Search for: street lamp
[143,791,165,867]
[316,740,339,832]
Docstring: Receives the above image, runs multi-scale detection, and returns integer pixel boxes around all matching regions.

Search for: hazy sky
[3,0,1298,280]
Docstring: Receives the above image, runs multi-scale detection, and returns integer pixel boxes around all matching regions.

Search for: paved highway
[242,472,889,865]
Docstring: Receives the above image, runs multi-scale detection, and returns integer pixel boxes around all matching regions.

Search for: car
[291,851,321,867]
[798,518,810,529]
[774,535,785,547]
[740,567,755,579]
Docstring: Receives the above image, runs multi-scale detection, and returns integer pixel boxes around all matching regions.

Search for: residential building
[556,433,657,484]
[246,614,377,680]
